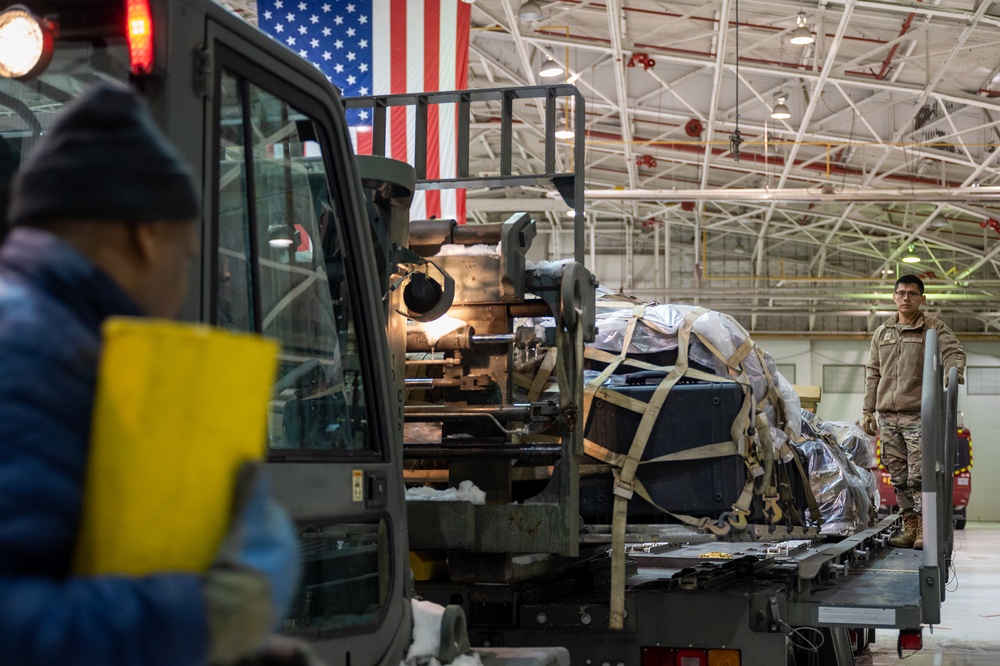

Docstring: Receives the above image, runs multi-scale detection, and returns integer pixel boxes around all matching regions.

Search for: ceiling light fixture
[268,222,298,249]
[539,55,563,78]
[517,0,543,21]
[733,238,747,254]
[771,95,791,120]
[901,244,921,264]
[790,12,814,45]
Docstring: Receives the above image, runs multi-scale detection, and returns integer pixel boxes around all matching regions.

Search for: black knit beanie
[8,81,199,226]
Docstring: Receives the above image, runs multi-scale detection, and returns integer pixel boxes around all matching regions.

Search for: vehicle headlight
[0,5,55,80]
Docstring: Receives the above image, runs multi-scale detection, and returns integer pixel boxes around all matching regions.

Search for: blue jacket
[0,228,208,665]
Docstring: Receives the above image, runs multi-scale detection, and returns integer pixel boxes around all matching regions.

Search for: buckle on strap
[613,478,635,500]
[726,507,749,530]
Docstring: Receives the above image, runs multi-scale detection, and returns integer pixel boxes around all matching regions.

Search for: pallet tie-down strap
[693,328,755,374]
[641,474,758,535]
[587,336,760,515]
[789,439,823,525]
[608,308,705,630]
[588,368,741,413]
[747,346,820,525]
[772,443,797,525]
[582,307,644,421]
[607,469,757,536]
[526,348,558,403]
[752,410,779,520]
[741,350,789,525]
[584,438,739,468]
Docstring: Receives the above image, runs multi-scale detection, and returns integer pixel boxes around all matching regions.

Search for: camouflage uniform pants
[879,412,922,514]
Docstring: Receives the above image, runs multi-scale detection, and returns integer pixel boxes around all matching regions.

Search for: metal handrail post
[941,366,960,596]
[919,328,942,624]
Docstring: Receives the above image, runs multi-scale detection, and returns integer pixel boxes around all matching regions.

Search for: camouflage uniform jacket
[864,311,965,415]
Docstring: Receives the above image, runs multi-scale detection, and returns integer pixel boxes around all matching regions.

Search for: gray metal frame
[344,85,587,262]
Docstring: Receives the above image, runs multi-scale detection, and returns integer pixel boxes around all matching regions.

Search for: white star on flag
[259,0,471,223]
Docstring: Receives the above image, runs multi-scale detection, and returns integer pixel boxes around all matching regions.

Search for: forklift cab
[0,1,411,662]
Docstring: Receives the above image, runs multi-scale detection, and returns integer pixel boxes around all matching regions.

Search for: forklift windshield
[0,4,372,459]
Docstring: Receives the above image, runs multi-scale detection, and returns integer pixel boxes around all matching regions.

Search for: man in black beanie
[0,82,302,665]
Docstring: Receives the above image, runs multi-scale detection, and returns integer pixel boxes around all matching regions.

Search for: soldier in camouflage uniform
[862,274,965,549]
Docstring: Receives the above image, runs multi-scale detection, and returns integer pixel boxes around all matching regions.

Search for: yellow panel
[73,317,279,575]
[409,551,448,581]
[707,649,740,666]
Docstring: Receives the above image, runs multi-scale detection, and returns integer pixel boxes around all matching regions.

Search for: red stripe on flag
[357,128,372,156]
[424,0,441,218]
[455,2,471,87]
[455,0,471,224]
[390,0,408,162]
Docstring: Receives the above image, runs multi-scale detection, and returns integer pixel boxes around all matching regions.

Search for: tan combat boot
[888,512,918,548]
[913,514,924,550]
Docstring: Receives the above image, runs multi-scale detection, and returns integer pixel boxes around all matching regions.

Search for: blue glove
[206,463,301,664]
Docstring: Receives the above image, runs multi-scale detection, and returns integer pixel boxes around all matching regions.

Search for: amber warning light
[126,0,154,75]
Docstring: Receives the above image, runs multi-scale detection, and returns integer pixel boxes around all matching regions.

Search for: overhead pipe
[585,185,1000,203]
[698,231,892,282]
[505,27,1000,113]
[825,0,1000,29]
[541,1,892,45]
[581,128,971,189]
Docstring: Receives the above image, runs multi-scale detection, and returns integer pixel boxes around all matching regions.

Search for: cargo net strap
[583,307,816,630]
[583,309,759,528]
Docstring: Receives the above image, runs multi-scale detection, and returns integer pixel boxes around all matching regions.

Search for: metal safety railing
[344,84,587,262]
[919,328,961,624]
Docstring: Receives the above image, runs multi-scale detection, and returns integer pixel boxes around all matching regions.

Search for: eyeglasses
[894,290,922,299]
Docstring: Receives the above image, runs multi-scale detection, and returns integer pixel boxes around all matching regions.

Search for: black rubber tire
[955,507,967,530]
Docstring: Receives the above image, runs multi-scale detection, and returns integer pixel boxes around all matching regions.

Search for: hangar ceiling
[222,0,1000,335]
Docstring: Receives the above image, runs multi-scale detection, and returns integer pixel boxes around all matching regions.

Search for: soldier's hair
[895,274,924,294]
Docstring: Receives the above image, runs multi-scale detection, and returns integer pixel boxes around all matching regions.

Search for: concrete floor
[858,523,1000,665]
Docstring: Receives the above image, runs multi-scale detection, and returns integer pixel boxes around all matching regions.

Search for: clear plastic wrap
[798,410,879,535]
[526,258,573,276]
[774,370,803,440]
[823,421,876,469]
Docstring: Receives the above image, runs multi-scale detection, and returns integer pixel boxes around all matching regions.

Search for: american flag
[258,0,471,223]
